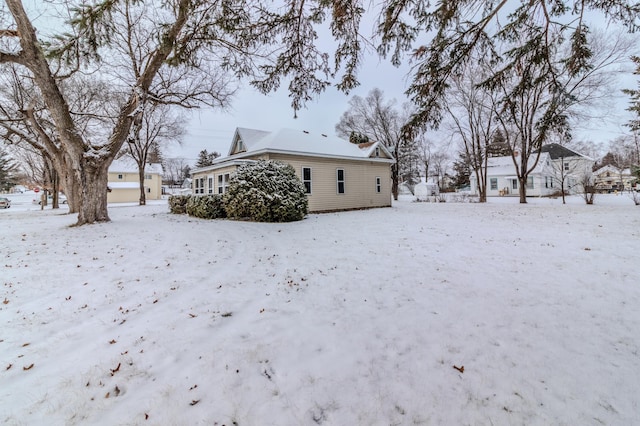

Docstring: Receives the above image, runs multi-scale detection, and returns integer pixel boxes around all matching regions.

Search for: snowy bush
[224,160,308,222]
[168,195,191,214]
[186,194,227,219]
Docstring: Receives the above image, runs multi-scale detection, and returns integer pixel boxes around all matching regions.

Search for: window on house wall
[545,176,554,188]
[302,167,312,194]
[118,174,123,180]
[526,176,534,189]
[337,169,345,194]
[208,177,213,194]
[144,174,151,180]
[512,179,518,190]
[375,147,380,157]
[217,173,230,194]
[375,176,381,193]
[194,177,201,194]
[564,162,569,171]
[490,178,498,190]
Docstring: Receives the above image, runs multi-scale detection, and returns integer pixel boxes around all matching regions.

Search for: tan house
[191,128,395,212]
[107,157,164,203]
[593,165,637,193]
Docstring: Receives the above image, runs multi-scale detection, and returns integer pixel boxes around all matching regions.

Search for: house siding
[107,171,162,203]
[266,153,392,212]
[191,154,392,212]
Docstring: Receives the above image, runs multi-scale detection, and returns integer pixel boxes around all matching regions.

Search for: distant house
[593,165,637,193]
[107,157,164,203]
[190,127,395,212]
[470,144,594,197]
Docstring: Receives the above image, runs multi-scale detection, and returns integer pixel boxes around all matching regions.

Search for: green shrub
[168,195,191,214]
[186,194,227,219]
[224,160,308,222]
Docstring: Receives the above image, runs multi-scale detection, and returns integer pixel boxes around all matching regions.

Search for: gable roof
[538,143,592,160]
[109,157,163,174]
[197,127,393,173]
[481,152,550,176]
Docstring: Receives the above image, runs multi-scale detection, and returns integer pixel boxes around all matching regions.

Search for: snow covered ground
[1,192,639,425]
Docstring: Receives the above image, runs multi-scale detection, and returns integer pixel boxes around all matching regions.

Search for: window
[375,176,381,193]
[337,169,345,194]
[208,177,213,194]
[526,176,534,189]
[545,176,554,188]
[490,178,498,190]
[375,147,380,157]
[144,174,152,180]
[237,139,244,152]
[217,173,230,194]
[564,162,569,171]
[512,179,518,190]
[195,177,205,194]
[117,174,123,180]
[302,167,312,194]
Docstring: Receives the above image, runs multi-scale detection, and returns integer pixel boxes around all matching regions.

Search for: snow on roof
[230,127,394,161]
[483,153,549,176]
[108,182,140,189]
[109,157,163,174]
[229,128,272,155]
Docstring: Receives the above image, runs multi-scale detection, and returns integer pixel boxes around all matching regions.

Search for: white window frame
[526,176,534,189]
[217,173,230,194]
[564,162,570,171]
[144,174,152,180]
[208,177,214,194]
[302,167,312,194]
[195,177,205,194]
[117,174,123,180]
[337,169,345,194]
[375,176,381,193]
[490,178,498,190]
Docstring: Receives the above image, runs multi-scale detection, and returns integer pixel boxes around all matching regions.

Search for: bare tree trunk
[519,176,527,203]
[138,167,147,206]
[391,163,399,201]
[75,159,110,225]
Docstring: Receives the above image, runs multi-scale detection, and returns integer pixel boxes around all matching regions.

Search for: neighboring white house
[470,144,594,197]
[107,157,164,203]
[190,127,395,212]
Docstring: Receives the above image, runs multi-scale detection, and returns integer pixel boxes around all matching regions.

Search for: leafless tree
[489,30,635,203]
[578,172,596,204]
[443,62,497,202]
[163,157,191,190]
[336,88,421,200]
[122,104,185,205]
[1,0,364,225]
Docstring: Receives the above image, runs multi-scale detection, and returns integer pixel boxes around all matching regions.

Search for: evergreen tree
[487,129,511,157]
[452,152,471,188]
[195,149,220,168]
[623,56,640,133]
[348,132,369,145]
[0,147,19,191]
